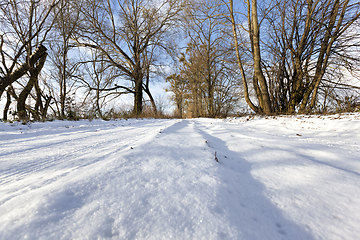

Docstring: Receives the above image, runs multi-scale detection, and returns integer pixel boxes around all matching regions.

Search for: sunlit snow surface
[0,114,359,240]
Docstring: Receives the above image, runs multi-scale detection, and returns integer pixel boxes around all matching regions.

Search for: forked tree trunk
[0,45,47,98]
[17,52,47,120]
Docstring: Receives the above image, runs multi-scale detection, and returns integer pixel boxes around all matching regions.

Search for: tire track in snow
[0,120,180,205]
[0,127,142,185]
[78,119,226,239]
[0,120,163,157]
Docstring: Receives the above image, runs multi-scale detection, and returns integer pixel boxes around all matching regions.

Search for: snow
[0,114,359,240]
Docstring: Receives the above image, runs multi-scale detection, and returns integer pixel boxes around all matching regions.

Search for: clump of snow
[0,114,359,239]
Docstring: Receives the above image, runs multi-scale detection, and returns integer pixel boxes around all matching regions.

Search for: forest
[0,0,359,121]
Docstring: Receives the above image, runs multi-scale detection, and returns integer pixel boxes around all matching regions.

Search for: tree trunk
[133,63,143,116]
[42,96,52,120]
[17,71,37,120]
[34,81,43,121]
[3,90,12,121]
[133,79,143,116]
[251,0,272,114]
[60,54,67,119]
[17,52,47,120]
[229,0,259,113]
[300,0,343,112]
[208,84,214,117]
[144,86,157,114]
[0,45,47,98]
[144,66,157,114]
[95,86,103,119]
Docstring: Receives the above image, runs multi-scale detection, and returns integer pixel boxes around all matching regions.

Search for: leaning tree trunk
[17,52,47,120]
[229,0,259,114]
[250,0,272,115]
[144,86,157,115]
[34,80,52,120]
[299,0,343,113]
[0,45,47,98]
[143,67,157,114]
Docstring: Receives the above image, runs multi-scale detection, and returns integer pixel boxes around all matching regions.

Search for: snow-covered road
[0,115,359,240]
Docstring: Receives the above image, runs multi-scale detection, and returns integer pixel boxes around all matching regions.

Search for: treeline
[0,0,359,121]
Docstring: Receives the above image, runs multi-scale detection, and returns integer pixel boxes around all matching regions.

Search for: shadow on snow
[195,124,315,239]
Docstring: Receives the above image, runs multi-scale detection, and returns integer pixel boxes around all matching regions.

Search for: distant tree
[78,50,120,119]
[166,73,188,118]
[48,0,81,119]
[167,0,240,118]
[168,43,240,118]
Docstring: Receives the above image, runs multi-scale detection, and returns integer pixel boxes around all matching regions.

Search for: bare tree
[168,43,240,118]
[168,0,239,118]
[228,0,360,114]
[47,0,81,119]
[0,0,61,120]
[73,0,184,116]
[78,49,120,119]
[166,73,187,118]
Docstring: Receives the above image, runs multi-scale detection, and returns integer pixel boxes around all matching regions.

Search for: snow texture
[0,114,359,240]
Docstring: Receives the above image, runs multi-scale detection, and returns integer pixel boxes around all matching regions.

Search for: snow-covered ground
[0,114,359,240]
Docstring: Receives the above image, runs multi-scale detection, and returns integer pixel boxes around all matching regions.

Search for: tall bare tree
[73,0,184,116]
[228,0,360,114]
[0,0,61,120]
[48,0,81,119]
[169,0,239,118]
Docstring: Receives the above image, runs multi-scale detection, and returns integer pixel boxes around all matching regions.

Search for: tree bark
[133,78,143,116]
[133,59,143,116]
